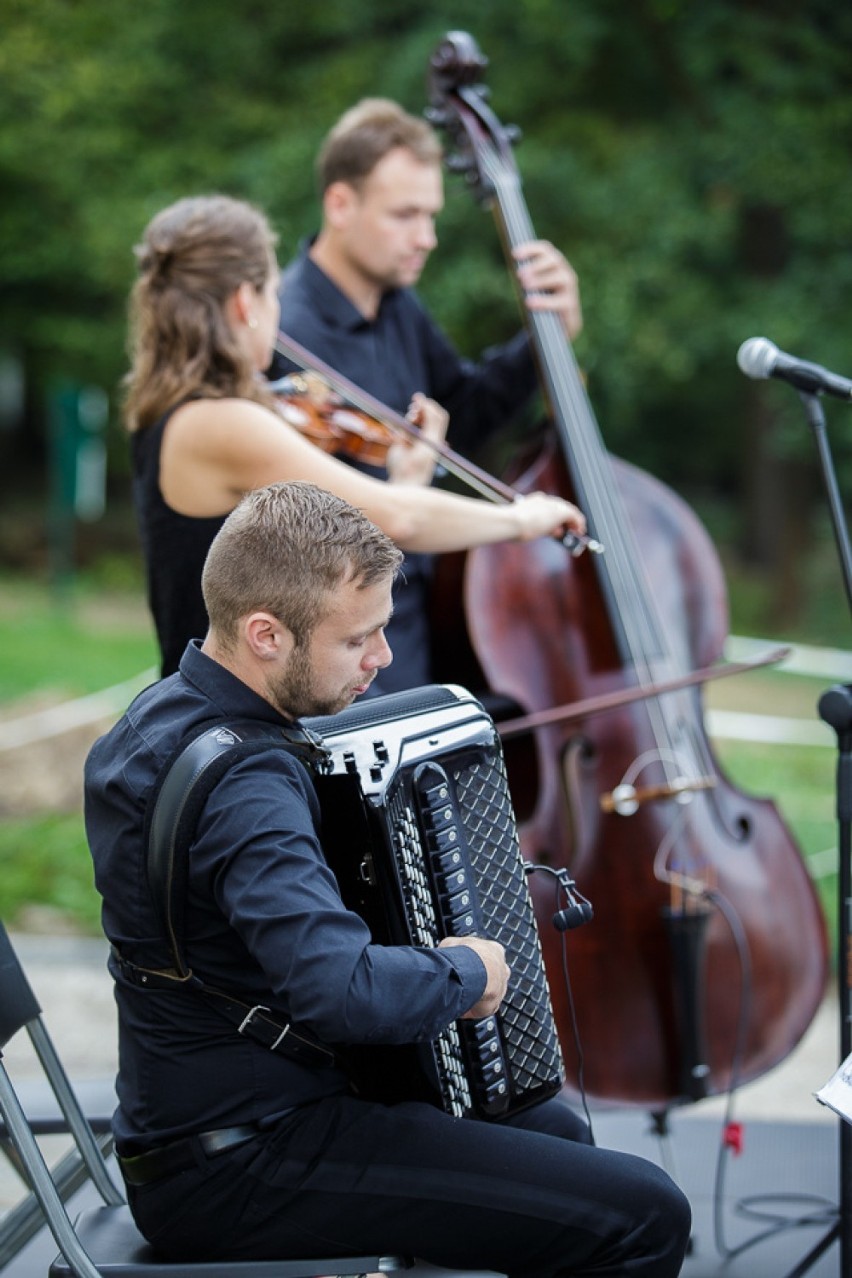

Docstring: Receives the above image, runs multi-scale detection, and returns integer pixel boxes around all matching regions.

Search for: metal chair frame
[0,920,409,1278]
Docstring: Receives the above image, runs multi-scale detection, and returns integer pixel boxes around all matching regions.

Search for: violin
[425,32,828,1109]
[271,370,401,468]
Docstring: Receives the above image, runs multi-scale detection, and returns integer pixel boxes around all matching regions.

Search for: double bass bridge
[600,773,718,817]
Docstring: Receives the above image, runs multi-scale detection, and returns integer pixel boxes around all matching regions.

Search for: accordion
[304,684,564,1120]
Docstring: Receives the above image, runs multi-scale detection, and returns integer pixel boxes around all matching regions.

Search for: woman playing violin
[125,193,585,678]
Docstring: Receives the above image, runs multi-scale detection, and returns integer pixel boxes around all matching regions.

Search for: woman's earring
[247,316,258,330]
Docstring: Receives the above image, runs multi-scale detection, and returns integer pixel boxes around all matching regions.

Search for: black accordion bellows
[304,684,564,1120]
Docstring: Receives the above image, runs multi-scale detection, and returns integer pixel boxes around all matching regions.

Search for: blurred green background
[0,0,849,950]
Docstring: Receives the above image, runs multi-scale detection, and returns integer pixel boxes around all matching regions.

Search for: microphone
[523,860,594,932]
[737,337,852,401]
[552,899,594,932]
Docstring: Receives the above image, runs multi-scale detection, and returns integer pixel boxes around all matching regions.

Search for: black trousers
[127,1094,691,1277]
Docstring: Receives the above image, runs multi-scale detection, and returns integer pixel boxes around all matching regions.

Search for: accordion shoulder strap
[129,719,336,1068]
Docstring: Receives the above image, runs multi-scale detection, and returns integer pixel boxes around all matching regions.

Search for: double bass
[425,32,829,1109]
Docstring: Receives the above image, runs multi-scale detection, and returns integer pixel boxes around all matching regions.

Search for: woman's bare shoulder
[168,396,279,447]
[160,396,296,514]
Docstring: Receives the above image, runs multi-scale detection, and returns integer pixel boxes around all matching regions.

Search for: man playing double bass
[268,96,582,695]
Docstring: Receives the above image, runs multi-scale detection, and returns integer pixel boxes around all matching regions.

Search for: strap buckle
[237,1004,293,1053]
[237,1004,270,1035]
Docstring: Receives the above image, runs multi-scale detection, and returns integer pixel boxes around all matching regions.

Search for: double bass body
[452,438,829,1107]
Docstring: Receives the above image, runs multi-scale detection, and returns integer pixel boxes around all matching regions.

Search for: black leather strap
[118,1124,262,1187]
[110,946,337,1068]
[134,720,337,1070]
[145,721,329,978]
[194,987,337,1066]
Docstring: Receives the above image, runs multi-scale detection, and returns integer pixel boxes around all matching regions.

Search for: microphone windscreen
[737,337,777,380]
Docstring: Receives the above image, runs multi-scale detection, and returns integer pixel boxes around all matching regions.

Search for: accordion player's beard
[265,644,374,720]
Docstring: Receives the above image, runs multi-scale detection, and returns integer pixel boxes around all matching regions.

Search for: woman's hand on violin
[386,392,449,487]
[512,492,587,543]
[513,240,583,342]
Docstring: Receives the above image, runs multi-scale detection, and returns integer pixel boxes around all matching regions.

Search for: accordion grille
[384,742,562,1115]
[449,751,563,1096]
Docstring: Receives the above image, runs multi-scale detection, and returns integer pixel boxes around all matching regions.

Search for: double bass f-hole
[425,30,828,1109]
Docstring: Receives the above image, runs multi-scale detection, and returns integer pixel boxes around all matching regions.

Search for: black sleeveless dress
[132,404,431,693]
[131,407,227,678]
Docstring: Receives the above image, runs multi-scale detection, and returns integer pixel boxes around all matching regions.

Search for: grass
[0,812,102,934]
[0,572,157,933]
[705,663,839,949]
[0,572,840,956]
[0,572,157,701]
[709,738,837,944]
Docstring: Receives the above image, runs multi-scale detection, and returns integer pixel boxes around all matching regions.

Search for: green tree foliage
[1,0,851,626]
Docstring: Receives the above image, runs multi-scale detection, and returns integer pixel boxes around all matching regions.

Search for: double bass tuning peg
[424,106,451,129]
[445,153,477,175]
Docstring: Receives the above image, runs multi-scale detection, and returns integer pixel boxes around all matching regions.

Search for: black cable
[555,891,596,1143]
[705,884,754,1259]
[523,862,596,1143]
[705,887,835,1262]
[526,856,836,1253]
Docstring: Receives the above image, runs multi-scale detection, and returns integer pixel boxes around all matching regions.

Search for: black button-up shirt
[269,247,540,695]
[84,642,487,1152]
[271,246,538,452]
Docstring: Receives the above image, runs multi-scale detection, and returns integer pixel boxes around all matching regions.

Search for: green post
[46,381,108,602]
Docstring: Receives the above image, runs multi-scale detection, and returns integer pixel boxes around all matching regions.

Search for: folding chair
[0,923,121,1269]
[0,921,411,1278]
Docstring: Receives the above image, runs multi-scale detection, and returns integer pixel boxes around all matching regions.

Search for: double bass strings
[485,143,720,884]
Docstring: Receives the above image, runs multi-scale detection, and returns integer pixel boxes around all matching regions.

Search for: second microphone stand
[784,389,852,1278]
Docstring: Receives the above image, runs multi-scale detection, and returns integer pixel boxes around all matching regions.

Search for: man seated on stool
[84,480,690,1276]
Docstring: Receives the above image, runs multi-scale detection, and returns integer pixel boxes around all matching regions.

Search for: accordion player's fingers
[439,935,511,1018]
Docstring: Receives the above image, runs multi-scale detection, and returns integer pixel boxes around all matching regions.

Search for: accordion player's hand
[439,936,511,1018]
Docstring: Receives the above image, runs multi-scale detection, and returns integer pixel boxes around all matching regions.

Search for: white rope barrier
[0,669,156,752]
[725,634,852,680]
[0,633,848,755]
[706,709,834,747]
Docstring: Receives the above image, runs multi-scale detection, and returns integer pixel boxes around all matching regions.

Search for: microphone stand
[783,390,852,1278]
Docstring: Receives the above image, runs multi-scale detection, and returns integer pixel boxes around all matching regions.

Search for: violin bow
[274,329,515,503]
